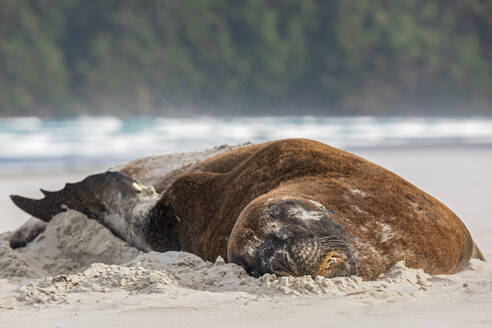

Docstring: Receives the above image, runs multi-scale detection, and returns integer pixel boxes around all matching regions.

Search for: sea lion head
[228,195,357,278]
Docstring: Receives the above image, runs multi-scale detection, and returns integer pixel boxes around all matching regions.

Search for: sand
[0,145,491,327]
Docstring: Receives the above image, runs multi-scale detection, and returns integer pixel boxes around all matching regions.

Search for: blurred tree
[0,0,69,115]
[0,0,490,116]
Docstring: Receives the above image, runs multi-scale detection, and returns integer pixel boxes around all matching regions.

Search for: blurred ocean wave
[1,116,492,174]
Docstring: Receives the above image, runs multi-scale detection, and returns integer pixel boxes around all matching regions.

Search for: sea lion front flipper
[9,217,47,249]
[10,171,160,251]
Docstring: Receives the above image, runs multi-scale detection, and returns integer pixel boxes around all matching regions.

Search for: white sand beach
[0,145,491,327]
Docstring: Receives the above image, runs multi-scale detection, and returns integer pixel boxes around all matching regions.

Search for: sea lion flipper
[10,171,160,251]
[11,172,139,222]
[9,217,47,249]
[10,194,59,222]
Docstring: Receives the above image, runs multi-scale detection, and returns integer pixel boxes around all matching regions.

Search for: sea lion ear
[10,171,143,222]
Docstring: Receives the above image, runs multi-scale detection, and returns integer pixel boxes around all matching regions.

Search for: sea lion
[10,139,485,280]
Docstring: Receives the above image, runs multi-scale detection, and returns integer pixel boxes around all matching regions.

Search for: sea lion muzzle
[228,196,358,278]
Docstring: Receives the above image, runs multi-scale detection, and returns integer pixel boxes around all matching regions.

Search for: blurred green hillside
[1,0,491,117]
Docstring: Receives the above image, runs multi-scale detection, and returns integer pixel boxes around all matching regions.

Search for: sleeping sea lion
[10,139,485,280]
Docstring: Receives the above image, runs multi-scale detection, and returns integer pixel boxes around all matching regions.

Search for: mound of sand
[0,209,468,309]
[0,211,140,280]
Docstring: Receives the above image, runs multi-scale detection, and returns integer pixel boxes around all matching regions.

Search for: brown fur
[127,139,481,280]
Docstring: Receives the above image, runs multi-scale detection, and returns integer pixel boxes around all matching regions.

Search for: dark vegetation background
[1,0,491,117]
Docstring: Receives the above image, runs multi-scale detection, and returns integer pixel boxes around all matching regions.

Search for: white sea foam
[2,116,492,173]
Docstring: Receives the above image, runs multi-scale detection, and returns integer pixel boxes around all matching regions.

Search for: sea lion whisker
[318,235,348,241]
[318,238,347,243]
[318,237,348,245]
[318,240,349,249]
